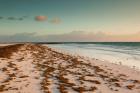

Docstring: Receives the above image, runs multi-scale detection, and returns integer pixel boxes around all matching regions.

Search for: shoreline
[47,44,140,71]
[0,43,140,93]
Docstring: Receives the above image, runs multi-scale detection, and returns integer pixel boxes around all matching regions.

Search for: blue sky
[0,0,140,41]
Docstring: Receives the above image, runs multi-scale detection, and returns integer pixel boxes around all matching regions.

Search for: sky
[0,0,140,42]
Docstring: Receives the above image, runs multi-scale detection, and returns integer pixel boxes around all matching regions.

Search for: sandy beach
[0,43,140,93]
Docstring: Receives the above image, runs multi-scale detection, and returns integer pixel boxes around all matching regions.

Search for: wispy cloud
[49,17,61,24]
[0,16,28,21]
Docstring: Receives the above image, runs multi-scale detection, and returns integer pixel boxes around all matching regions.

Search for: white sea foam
[47,44,140,69]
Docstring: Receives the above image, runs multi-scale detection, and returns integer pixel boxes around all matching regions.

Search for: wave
[47,43,140,69]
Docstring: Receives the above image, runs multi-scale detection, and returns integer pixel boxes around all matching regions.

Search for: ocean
[45,42,140,69]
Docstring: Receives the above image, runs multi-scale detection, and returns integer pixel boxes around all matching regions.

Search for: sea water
[47,42,140,69]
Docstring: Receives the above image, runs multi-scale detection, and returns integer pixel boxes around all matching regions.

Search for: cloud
[45,31,108,42]
[7,16,27,21]
[0,16,28,21]
[44,31,140,42]
[0,15,62,23]
[35,16,48,21]
[49,17,61,24]
[0,31,140,42]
